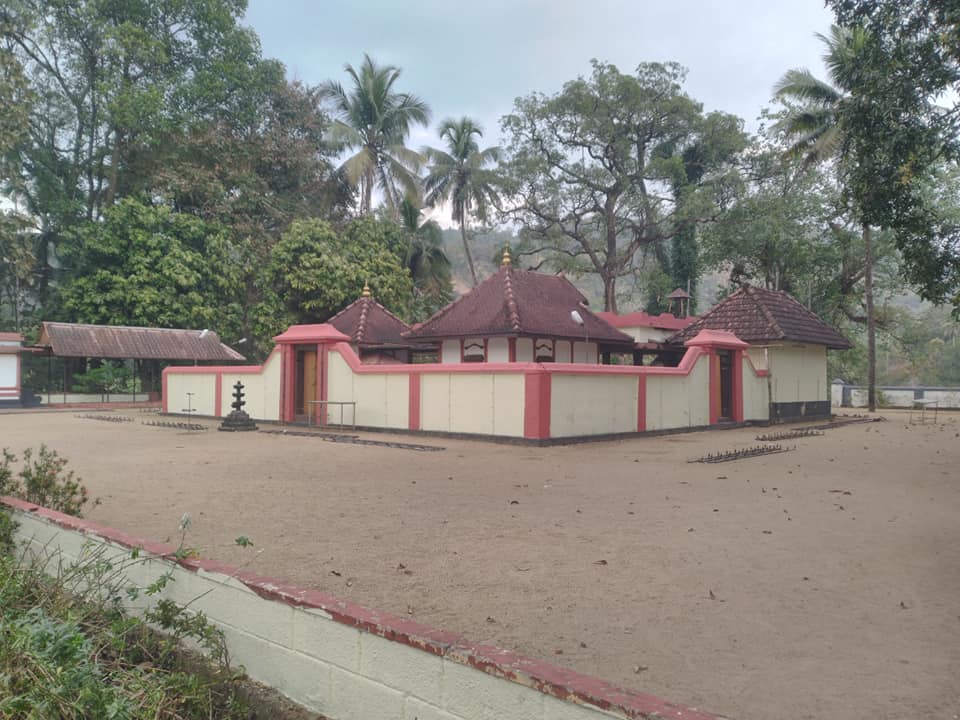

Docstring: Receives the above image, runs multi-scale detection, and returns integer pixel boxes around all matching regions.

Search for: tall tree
[827,0,960,306]
[500,61,742,312]
[773,25,881,411]
[398,197,452,317]
[260,217,414,334]
[57,198,240,332]
[0,42,32,331]
[320,54,430,216]
[422,117,501,286]
[1,0,278,306]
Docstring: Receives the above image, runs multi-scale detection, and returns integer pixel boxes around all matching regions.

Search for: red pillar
[214,372,223,418]
[523,370,551,440]
[732,349,744,422]
[317,343,328,425]
[708,351,720,426]
[408,373,421,430]
[637,374,647,432]
[282,344,297,423]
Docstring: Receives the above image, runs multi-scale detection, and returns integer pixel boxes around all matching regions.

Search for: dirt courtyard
[1,410,958,719]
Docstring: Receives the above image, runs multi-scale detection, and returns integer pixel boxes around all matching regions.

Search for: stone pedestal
[219,381,258,432]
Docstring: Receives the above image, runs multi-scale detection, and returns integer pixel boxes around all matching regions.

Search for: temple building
[403,249,635,364]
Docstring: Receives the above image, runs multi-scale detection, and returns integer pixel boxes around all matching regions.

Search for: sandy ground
[0,409,958,720]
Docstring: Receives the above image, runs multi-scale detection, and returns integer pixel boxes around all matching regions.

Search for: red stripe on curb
[0,496,730,720]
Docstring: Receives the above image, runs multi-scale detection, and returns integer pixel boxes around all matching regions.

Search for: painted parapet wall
[1,497,729,720]
[741,354,770,422]
[0,333,23,405]
[328,342,527,437]
[766,344,829,420]
[162,325,770,440]
[831,382,960,409]
[162,350,281,421]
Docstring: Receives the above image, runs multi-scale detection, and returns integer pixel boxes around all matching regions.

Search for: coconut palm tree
[774,25,879,412]
[422,117,501,286]
[398,197,453,315]
[320,55,430,216]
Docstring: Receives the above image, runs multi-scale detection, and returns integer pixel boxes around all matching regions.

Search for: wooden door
[299,350,317,416]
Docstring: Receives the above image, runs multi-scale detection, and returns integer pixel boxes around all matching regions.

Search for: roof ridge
[748,286,785,339]
[326,298,359,325]
[45,321,218,336]
[502,267,521,332]
[404,268,505,337]
[355,297,371,343]
[369,298,413,331]
[552,272,588,304]
[676,286,744,339]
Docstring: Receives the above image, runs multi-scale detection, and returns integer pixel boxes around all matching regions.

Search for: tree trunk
[103,127,122,210]
[362,166,374,215]
[603,274,617,313]
[864,223,876,412]
[461,220,478,286]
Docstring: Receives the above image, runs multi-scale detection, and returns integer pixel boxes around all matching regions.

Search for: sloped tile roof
[327,297,426,350]
[596,311,696,331]
[667,285,852,349]
[404,267,635,346]
[37,322,245,361]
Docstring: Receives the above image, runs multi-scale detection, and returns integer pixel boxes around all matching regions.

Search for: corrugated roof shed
[668,285,851,349]
[37,322,245,361]
[404,266,635,347]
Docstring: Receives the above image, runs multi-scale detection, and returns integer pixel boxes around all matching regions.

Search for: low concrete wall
[163,338,772,441]
[1,496,727,720]
[831,383,960,409]
[163,350,281,421]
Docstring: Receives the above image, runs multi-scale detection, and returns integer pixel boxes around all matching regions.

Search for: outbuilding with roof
[668,285,850,420]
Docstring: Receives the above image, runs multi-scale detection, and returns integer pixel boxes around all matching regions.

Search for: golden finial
[361,282,371,298]
[501,246,512,267]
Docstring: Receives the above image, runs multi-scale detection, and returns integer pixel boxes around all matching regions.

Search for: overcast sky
[243,0,836,151]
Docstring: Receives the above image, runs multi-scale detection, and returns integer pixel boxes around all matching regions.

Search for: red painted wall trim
[523,371,551,439]
[283,345,297,423]
[732,350,744,422]
[161,371,168,413]
[408,373,421,430]
[637,374,647,432]
[0,495,728,720]
[708,351,720,425]
[317,343,328,425]
[214,372,223,418]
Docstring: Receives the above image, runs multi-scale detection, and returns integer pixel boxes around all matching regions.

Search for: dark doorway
[718,350,733,420]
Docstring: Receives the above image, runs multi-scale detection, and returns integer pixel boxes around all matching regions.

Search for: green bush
[0,445,92,550]
[71,364,138,394]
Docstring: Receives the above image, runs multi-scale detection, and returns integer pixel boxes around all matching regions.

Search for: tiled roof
[668,285,852,349]
[596,311,696,331]
[404,267,635,346]
[37,322,245,361]
[327,297,425,350]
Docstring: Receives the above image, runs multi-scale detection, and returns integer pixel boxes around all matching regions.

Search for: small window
[535,339,553,363]
[463,340,485,363]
